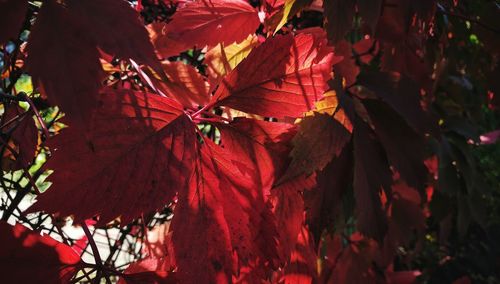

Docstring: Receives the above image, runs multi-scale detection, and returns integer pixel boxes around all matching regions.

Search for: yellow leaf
[304,90,353,132]
[273,0,312,33]
[204,34,259,83]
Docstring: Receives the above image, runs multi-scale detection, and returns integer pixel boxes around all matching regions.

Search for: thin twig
[81,223,103,284]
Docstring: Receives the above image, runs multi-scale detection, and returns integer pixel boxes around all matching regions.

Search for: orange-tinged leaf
[273,0,312,33]
[154,0,260,57]
[205,34,260,86]
[304,90,353,131]
[162,61,210,106]
[280,82,353,183]
[280,113,351,182]
[214,33,340,118]
[142,61,210,107]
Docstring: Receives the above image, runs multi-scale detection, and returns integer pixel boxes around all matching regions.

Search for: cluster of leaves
[0,0,499,283]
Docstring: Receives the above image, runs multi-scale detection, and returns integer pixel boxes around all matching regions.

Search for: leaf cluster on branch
[0,0,499,283]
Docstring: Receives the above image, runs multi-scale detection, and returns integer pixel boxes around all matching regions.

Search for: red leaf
[214,33,339,118]
[391,182,425,239]
[118,257,177,284]
[65,0,161,71]
[325,233,378,284]
[142,61,210,108]
[170,118,294,282]
[0,0,28,44]
[272,174,316,261]
[352,37,379,64]
[26,0,103,126]
[218,118,297,262]
[379,180,426,266]
[333,40,359,87]
[29,88,196,224]
[162,61,210,107]
[155,0,260,57]
[169,142,239,284]
[0,222,80,284]
[283,226,318,284]
[217,118,296,190]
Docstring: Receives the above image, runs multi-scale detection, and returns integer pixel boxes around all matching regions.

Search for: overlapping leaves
[3,0,487,282]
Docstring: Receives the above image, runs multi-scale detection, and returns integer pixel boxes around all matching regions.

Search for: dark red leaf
[323,0,355,43]
[0,0,28,44]
[357,71,437,136]
[378,180,425,266]
[363,99,427,191]
[0,222,80,284]
[380,41,432,87]
[358,0,383,34]
[217,118,296,188]
[2,106,37,170]
[305,143,353,243]
[26,0,103,127]
[385,270,420,284]
[353,117,390,243]
[66,0,162,71]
